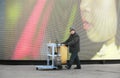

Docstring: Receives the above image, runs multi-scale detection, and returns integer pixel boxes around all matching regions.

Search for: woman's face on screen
[80,0,117,42]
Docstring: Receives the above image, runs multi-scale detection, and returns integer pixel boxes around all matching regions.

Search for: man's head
[70,27,76,35]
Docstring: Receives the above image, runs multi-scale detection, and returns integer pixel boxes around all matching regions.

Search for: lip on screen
[82,19,91,30]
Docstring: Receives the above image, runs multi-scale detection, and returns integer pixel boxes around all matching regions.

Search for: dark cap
[70,27,75,31]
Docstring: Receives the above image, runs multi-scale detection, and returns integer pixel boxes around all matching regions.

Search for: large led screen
[0,0,120,60]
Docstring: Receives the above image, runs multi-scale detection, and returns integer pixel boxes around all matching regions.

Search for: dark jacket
[63,33,80,53]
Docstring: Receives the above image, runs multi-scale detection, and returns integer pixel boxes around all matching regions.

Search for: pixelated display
[0,0,120,60]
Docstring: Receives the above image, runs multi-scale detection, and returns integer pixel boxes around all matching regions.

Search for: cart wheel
[36,67,39,70]
[58,65,62,69]
[53,68,57,70]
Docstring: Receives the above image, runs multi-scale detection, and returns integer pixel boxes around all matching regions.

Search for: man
[62,27,81,69]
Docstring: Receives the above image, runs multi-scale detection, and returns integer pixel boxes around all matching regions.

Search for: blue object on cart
[36,65,58,70]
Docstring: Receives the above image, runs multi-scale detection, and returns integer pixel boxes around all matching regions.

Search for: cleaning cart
[36,42,67,70]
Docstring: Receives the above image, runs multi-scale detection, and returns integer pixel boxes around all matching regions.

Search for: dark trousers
[67,52,81,68]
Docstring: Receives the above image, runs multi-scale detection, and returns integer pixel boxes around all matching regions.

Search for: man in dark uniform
[62,27,81,69]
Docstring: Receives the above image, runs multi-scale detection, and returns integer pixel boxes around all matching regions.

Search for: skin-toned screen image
[80,0,120,59]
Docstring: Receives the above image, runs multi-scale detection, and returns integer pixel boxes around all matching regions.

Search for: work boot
[74,66,81,69]
[65,65,71,69]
